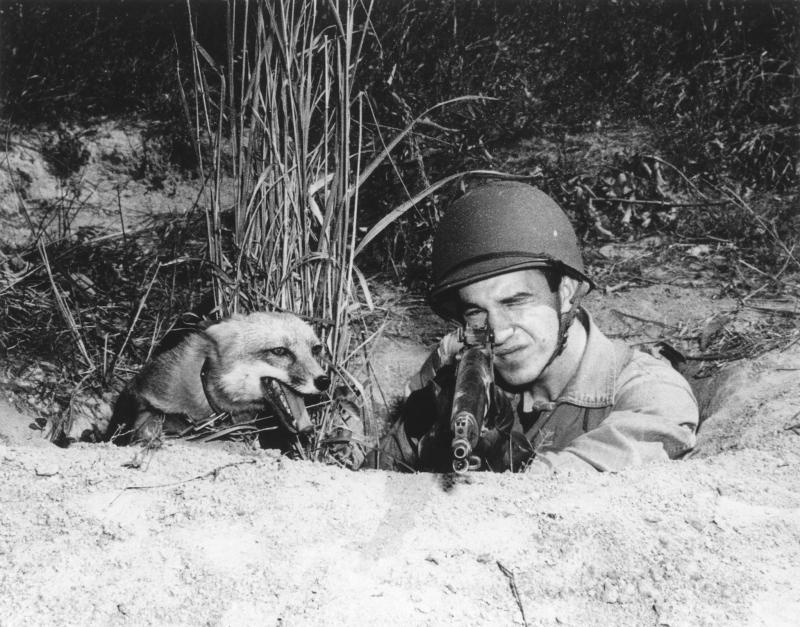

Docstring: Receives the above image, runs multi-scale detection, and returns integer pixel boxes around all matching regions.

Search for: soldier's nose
[487,310,513,343]
[314,375,330,391]
[492,326,514,345]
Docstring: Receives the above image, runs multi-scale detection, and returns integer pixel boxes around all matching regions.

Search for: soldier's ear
[558,276,583,313]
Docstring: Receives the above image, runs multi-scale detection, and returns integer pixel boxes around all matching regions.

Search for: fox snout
[289,360,330,395]
[296,416,314,434]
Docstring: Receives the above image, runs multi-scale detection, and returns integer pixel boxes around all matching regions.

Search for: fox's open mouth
[261,379,313,434]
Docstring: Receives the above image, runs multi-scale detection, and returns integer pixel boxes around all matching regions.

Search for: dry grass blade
[719,184,800,275]
[184,0,519,459]
[354,95,497,192]
[106,262,162,382]
[186,0,379,457]
[121,460,258,491]
[37,240,93,370]
[744,299,799,315]
[355,169,530,256]
[496,560,528,627]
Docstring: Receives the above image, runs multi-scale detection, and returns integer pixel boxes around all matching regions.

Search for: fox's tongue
[262,379,314,434]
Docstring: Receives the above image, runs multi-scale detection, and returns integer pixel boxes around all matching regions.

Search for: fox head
[201,312,329,412]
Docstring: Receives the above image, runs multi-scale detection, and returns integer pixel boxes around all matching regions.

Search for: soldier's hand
[435,329,465,368]
[474,388,535,472]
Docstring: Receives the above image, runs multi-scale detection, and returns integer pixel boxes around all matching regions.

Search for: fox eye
[269,347,291,358]
[312,344,323,357]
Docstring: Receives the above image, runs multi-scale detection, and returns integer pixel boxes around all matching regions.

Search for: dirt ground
[1,121,799,626]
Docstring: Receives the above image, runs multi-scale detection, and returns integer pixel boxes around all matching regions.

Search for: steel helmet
[429,181,594,319]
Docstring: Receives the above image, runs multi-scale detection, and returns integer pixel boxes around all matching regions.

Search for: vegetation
[186,0,383,460]
[357,0,798,272]
[3,1,796,187]
[0,0,797,450]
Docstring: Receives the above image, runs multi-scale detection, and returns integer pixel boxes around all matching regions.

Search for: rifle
[450,319,494,473]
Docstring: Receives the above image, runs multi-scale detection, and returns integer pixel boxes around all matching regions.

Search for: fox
[104,312,330,445]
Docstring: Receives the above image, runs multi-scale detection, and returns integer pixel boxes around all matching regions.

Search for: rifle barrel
[450,345,493,473]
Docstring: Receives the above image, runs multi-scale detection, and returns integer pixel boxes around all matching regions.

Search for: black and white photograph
[1,1,798,624]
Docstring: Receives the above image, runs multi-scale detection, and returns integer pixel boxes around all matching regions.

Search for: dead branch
[497,561,528,627]
[121,459,258,492]
[106,261,162,381]
[612,309,674,328]
[738,259,800,291]
[744,299,799,316]
[37,239,94,370]
[591,198,727,208]
[0,228,147,297]
[643,154,712,201]
[785,412,800,436]
[720,185,800,273]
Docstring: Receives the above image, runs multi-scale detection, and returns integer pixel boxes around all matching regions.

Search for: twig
[781,333,800,352]
[612,309,673,327]
[775,243,797,281]
[292,435,309,461]
[121,442,160,470]
[106,261,162,380]
[178,412,229,436]
[785,411,800,436]
[585,195,615,239]
[122,459,257,492]
[720,184,800,273]
[590,198,727,208]
[343,319,386,366]
[0,228,148,296]
[194,424,278,443]
[497,561,528,627]
[740,284,769,303]
[738,259,800,290]
[682,351,745,361]
[116,186,127,244]
[37,239,93,369]
[605,281,633,294]
[63,371,95,440]
[744,299,799,316]
[644,154,712,201]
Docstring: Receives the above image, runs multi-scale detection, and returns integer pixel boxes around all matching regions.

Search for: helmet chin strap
[539,281,589,376]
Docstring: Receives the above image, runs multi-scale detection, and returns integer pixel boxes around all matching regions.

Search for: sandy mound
[1,341,798,626]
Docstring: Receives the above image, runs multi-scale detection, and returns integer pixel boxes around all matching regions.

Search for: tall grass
[185,0,506,458]
[185,0,370,457]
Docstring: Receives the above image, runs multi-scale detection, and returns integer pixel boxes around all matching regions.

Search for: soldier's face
[457,269,562,387]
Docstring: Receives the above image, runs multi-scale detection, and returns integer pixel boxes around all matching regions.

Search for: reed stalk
[186,0,509,458]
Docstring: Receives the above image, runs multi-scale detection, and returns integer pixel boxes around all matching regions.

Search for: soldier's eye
[269,347,291,357]
[463,308,485,326]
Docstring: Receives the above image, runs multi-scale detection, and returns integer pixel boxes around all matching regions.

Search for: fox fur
[105,312,329,445]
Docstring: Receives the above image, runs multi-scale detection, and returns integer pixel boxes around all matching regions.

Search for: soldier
[373,181,698,474]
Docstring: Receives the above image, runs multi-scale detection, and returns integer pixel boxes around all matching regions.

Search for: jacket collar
[553,309,617,408]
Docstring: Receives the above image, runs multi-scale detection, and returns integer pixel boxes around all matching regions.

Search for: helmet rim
[429,181,594,320]
[429,258,594,320]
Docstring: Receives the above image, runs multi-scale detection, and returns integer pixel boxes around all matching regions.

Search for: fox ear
[202,318,230,344]
[198,329,222,362]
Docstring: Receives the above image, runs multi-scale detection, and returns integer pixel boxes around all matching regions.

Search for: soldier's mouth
[261,378,314,434]
[494,345,527,359]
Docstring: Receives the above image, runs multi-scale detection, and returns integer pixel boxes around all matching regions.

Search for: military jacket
[404,310,699,473]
